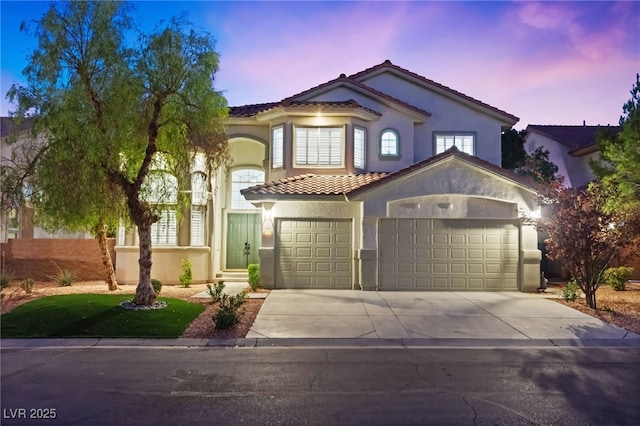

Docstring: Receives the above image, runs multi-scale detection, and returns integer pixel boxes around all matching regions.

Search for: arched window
[231,169,264,210]
[380,129,399,157]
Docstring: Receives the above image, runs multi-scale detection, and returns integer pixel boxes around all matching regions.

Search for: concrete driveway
[247,290,640,343]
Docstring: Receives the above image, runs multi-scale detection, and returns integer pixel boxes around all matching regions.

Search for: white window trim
[190,206,206,246]
[434,132,476,156]
[354,127,366,169]
[231,168,265,210]
[379,129,400,158]
[293,126,345,168]
[272,126,284,169]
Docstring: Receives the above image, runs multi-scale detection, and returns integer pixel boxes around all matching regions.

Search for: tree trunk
[585,289,597,309]
[133,222,156,305]
[96,225,118,291]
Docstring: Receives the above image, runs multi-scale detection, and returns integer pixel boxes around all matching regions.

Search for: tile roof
[281,74,432,119]
[526,125,621,151]
[228,102,280,118]
[349,60,518,124]
[229,100,382,118]
[242,148,540,201]
[230,60,519,122]
[241,173,388,200]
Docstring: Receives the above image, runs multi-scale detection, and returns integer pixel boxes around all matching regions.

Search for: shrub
[52,269,77,287]
[1,270,13,289]
[602,266,634,291]
[21,278,35,294]
[560,279,581,302]
[212,291,248,330]
[248,263,260,291]
[179,259,193,288]
[151,279,162,295]
[206,280,225,303]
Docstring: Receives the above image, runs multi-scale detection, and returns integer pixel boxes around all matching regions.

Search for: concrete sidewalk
[2,290,638,349]
[246,290,640,342]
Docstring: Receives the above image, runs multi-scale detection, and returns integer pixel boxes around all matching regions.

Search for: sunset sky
[1,1,638,129]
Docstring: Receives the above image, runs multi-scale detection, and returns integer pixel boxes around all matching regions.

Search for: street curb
[2,337,640,349]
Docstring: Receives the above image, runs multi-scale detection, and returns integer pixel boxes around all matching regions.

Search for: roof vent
[384,59,392,64]
[583,120,586,127]
[339,73,346,78]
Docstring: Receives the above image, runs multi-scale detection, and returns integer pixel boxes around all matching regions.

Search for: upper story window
[435,133,475,156]
[272,126,284,168]
[380,129,399,157]
[354,127,366,169]
[231,169,264,210]
[295,127,343,167]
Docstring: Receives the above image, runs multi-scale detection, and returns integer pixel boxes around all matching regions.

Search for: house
[524,124,639,280]
[0,117,90,242]
[131,59,539,291]
[524,124,620,188]
[3,61,543,291]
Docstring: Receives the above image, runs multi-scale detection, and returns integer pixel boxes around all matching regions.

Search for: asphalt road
[1,345,639,425]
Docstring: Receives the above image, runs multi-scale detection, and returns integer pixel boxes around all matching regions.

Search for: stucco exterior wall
[259,201,362,289]
[525,132,598,188]
[115,246,211,285]
[357,73,506,166]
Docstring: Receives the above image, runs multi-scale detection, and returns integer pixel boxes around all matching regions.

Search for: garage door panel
[277,219,353,289]
[379,219,519,291]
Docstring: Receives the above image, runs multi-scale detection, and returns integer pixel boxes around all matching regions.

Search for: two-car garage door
[378,219,519,291]
[276,219,352,289]
[275,218,519,291]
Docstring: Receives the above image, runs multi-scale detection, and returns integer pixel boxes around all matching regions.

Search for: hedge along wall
[0,238,116,281]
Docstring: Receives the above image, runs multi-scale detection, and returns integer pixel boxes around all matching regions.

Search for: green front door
[226,213,261,269]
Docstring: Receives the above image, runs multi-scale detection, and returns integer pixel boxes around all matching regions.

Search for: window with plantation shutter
[190,207,205,246]
[295,127,343,166]
[191,172,207,206]
[354,127,366,169]
[272,126,283,168]
[151,209,177,246]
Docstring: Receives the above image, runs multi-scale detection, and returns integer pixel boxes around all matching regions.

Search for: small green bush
[602,266,634,291]
[151,279,162,295]
[212,291,248,330]
[179,259,192,288]
[248,263,260,291]
[21,278,35,294]
[206,280,225,303]
[52,269,77,287]
[560,279,581,302]
[1,270,13,288]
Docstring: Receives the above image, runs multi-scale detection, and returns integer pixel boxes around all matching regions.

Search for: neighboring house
[524,124,639,280]
[3,61,544,290]
[0,117,90,242]
[524,124,620,188]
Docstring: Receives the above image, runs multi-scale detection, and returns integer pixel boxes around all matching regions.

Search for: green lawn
[0,294,205,338]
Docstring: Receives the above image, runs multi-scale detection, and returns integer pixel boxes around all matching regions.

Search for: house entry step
[216,270,249,282]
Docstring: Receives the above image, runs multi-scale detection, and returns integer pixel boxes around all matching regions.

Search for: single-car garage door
[276,219,352,289]
[379,219,519,290]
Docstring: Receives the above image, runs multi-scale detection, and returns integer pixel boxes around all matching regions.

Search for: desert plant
[560,279,581,302]
[21,278,35,294]
[206,280,225,303]
[1,270,13,289]
[179,259,193,288]
[212,291,248,330]
[151,279,162,295]
[602,266,634,291]
[247,263,260,291]
[52,269,77,287]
